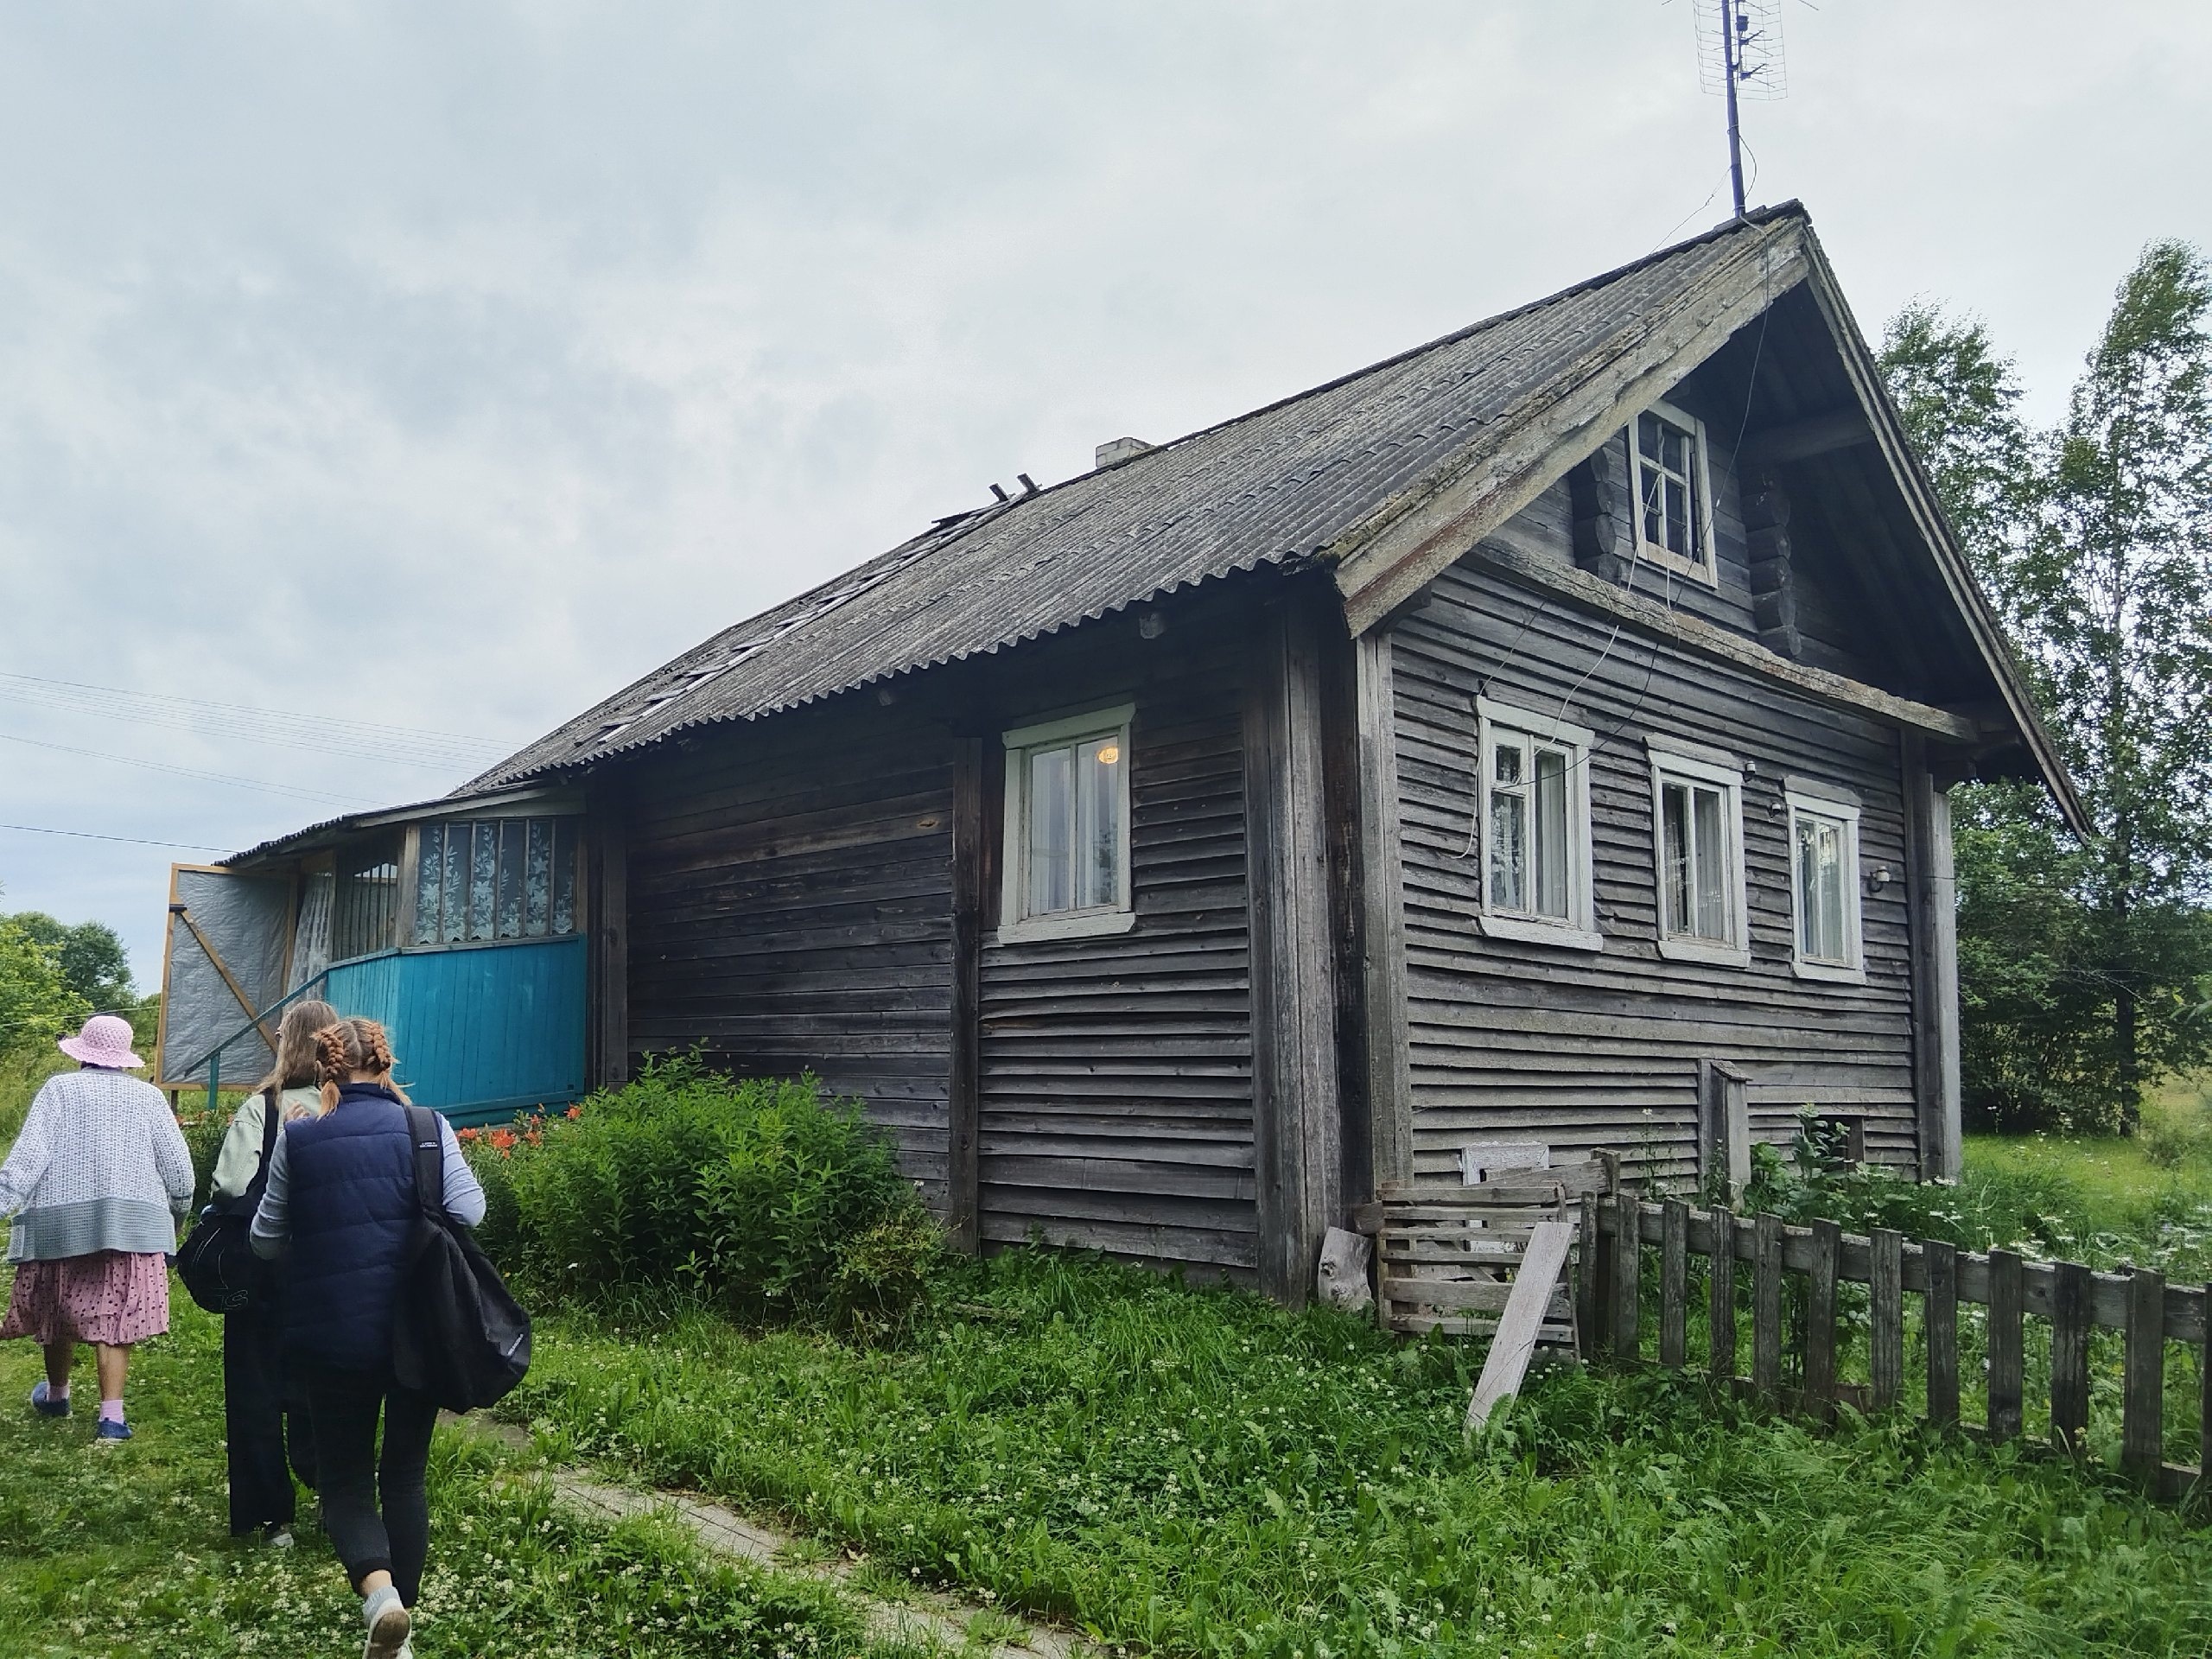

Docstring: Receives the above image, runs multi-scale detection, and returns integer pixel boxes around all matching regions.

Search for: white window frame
[1626,397,1719,587]
[1646,740,1750,968]
[997,702,1136,944]
[1475,697,1600,951]
[1784,777,1866,983]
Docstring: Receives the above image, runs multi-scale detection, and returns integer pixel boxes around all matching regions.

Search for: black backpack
[391,1104,531,1413]
[176,1090,282,1315]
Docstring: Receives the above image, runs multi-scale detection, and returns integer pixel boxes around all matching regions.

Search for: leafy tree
[0,918,92,1058]
[2016,241,2212,1122]
[5,911,134,1008]
[1882,246,2212,1133]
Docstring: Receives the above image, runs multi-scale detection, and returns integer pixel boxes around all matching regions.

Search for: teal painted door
[324,936,588,1125]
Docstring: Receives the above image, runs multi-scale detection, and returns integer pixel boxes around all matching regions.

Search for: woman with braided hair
[251,1017,484,1659]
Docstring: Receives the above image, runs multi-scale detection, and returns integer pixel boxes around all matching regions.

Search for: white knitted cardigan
[0,1068,194,1262]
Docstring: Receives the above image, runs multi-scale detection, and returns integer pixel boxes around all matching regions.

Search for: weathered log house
[164,205,2082,1303]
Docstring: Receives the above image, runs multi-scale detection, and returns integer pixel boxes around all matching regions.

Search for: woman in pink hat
[0,1013,194,1442]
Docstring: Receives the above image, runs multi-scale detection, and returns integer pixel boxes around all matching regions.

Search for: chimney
[1095,435,1153,469]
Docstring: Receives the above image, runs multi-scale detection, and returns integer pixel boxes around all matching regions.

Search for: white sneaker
[362,1597,410,1659]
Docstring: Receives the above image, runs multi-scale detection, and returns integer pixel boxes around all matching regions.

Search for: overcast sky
[2,1,2207,989]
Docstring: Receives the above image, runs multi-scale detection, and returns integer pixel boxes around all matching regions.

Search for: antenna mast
[1695,0,1786,219]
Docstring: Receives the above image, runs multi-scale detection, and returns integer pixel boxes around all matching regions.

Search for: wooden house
[163,205,2083,1304]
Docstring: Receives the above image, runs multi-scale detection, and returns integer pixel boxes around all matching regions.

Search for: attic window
[1628,400,1718,584]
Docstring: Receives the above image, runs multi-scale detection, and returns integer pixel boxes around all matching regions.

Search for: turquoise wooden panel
[323,935,587,1126]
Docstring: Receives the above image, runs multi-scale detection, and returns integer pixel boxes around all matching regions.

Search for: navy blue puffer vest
[281,1084,417,1372]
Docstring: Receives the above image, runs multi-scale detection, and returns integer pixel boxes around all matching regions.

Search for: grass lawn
[508,1249,2212,1659]
[0,1286,925,1659]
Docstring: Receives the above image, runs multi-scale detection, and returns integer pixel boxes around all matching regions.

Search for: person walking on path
[0,1013,194,1443]
[251,1017,485,1659]
[207,996,337,1542]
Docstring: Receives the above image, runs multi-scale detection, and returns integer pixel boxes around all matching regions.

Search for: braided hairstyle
[312,1016,411,1110]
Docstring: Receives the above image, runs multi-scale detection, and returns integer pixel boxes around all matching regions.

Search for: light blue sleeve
[438,1117,486,1228]
[248,1129,291,1259]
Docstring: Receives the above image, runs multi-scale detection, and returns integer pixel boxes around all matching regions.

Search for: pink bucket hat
[59,1014,145,1070]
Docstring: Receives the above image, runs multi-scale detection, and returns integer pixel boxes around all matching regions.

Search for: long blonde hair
[314,1017,412,1111]
[255,998,340,1097]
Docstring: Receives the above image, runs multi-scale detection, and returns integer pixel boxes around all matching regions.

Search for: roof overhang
[223,783,584,870]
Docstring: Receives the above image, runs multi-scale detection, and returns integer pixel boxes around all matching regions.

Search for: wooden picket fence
[1584,1193,2211,1502]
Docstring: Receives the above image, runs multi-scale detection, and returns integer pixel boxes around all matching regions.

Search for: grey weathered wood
[1987,1249,2024,1443]
[2202,1280,2211,1482]
[2124,1268,2166,1485]
[1925,1239,1959,1427]
[1579,1190,1602,1355]
[1707,1205,1737,1379]
[1611,1191,1642,1363]
[946,736,984,1255]
[1660,1200,1689,1370]
[1806,1218,1840,1419]
[1697,1060,1752,1198]
[1466,1221,1576,1431]
[1244,601,1346,1307]
[1354,631,1414,1191]
[588,791,630,1089]
[1869,1227,1903,1411]
[2050,1260,2092,1455]
[1738,407,1876,467]
[1752,1213,1783,1395]
[1902,737,1964,1181]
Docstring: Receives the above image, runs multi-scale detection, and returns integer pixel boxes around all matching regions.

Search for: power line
[0,822,230,852]
[0,673,511,769]
[0,730,374,807]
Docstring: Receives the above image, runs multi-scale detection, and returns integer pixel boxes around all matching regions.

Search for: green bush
[470,1057,936,1326]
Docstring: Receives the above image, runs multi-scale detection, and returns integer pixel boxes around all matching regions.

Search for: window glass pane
[468,822,498,941]
[1489,786,1527,912]
[496,820,526,938]
[1662,782,1691,935]
[1534,748,1568,918]
[413,826,443,944]
[524,820,553,937]
[1665,477,1690,556]
[1815,821,1847,960]
[1639,411,1661,459]
[1692,785,1727,939]
[440,822,470,943]
[1493,740,1524,786]
[1076,735,1122,911]
[1640,463,1665,546]
[551,819,578,935]
[1027,745,1073,916]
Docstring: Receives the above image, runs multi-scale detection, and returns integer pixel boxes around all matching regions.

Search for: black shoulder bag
[391,1104,532,1412]
[176,1089,282,1315]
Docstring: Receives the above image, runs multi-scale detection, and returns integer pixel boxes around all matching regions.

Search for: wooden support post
[1579,1191,1602,1357]
[1752,1213,1783,1397]
[946,737,984,1254]
[1806,1218,1840,1420]
[1611,1192,1641,1363]
[1353,632,1414,1192]
[2124,1268,2166,1487]
[2202,1280,2212,1483]
[1987,1249,2024,1443]
[588,793,630,1090]
[1902,734,1963,1181]
[1696,1060,1751,1200]
[1707,1206,1737,1380]
[1244,602,1345,1307]
[1925,1240,1960,1428]
[2050,1260,2092,1456]
[1869,1228,1903,1412]
[1659,1200,1688,1370]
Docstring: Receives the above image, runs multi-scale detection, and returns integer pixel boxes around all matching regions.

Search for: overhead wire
[0,731,376,807]
[0,822,231,852]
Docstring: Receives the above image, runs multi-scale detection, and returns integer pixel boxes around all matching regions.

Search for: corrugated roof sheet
[464,207,1809,791]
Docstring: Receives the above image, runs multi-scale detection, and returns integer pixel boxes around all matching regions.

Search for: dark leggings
[301,1363,438,1604]
[222,1305,317,1535]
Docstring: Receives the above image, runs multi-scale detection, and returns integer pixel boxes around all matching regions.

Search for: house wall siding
[1389,546,1920,1185]
[976,614,1258,1274]
[623,705,957,1205]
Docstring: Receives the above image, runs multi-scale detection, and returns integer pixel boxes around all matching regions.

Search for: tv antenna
[1695,0,1786,219]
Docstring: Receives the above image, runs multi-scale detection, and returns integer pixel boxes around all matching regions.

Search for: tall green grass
[510,1251,2212,1658]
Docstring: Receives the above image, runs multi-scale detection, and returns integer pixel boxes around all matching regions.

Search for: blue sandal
[29,1382,69,1419]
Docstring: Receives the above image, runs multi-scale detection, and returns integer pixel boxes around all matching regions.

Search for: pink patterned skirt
[1,1251,171,1346]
